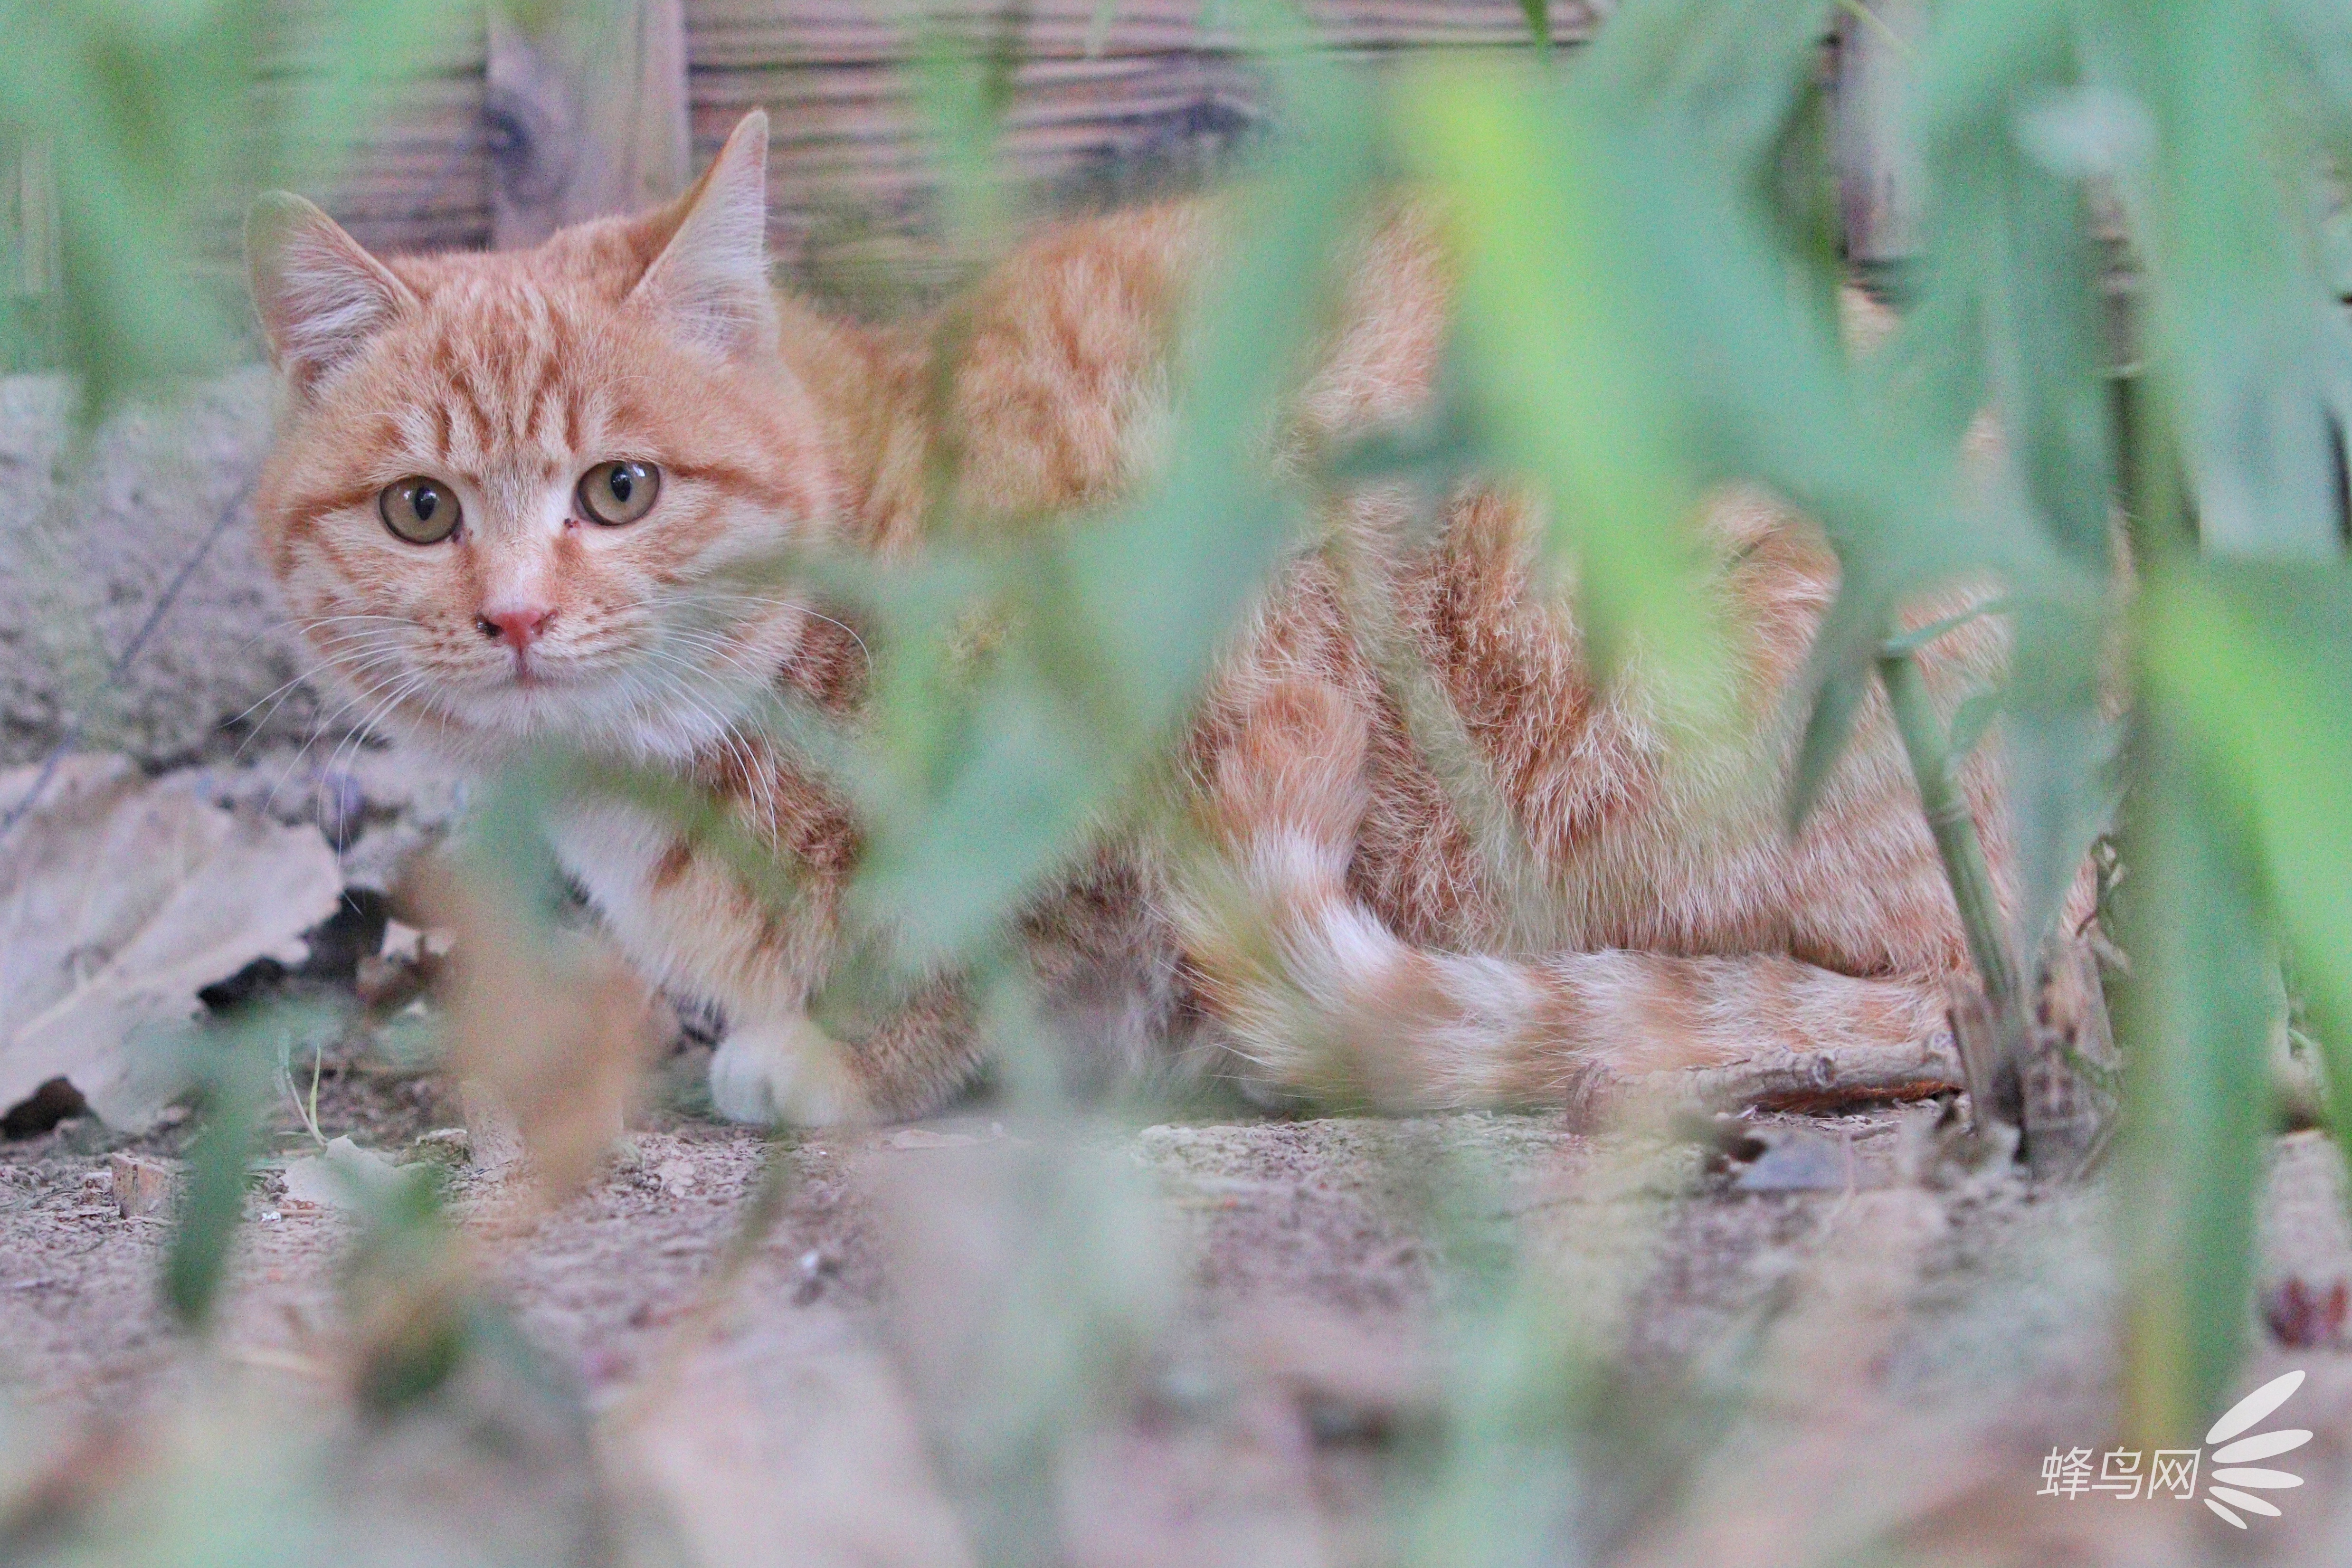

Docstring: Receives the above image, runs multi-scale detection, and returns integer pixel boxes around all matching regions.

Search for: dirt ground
[5,1006,2352,1566]
[8,378,2352,1564]
[2,741,2352,1564]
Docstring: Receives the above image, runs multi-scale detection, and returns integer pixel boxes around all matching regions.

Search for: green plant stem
[2110,365,2196,564]
[1878,646,2023,1046]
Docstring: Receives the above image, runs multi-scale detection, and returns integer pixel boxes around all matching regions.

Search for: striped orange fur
[249,113,2021,1126]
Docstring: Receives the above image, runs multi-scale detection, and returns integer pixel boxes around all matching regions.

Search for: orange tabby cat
[247,113,2009,1126]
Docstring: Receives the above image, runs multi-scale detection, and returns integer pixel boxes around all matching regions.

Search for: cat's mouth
[494,646,584,691]
[444,660,607,739]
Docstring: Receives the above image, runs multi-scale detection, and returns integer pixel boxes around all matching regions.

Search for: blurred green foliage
[13,0,2352,1559]
[0,0,473,401]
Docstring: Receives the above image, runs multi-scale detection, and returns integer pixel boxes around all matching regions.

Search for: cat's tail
[1176,680,1963,1116]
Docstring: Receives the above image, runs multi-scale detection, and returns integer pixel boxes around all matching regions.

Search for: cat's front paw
[709,1015,868,1126]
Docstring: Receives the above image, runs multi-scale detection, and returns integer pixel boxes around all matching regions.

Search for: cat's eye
[577,460,661,527]
[379,477,462,544]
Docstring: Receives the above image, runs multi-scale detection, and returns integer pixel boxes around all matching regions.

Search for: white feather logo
[2200,1369,2310,1528]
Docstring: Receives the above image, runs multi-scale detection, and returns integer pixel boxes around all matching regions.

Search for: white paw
[708,1014,867,1126]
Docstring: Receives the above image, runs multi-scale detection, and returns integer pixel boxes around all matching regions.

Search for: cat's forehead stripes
[396,280,605,472]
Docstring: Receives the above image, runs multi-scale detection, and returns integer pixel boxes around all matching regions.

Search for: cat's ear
[247,193,415,399]
[627,112,775,358]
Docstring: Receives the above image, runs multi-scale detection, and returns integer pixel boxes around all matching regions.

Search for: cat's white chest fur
[541,798,694,979]
[541,797,862,1125]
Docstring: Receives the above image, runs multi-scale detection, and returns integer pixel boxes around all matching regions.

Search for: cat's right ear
[247,193,415,399]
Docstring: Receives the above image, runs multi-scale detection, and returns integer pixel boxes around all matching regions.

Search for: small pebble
[792,1248,840,1305]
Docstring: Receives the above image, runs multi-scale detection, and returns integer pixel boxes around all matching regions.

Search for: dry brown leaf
[412,855,663,1201]
[279,1135,403,1210]
[0,754,343,1127]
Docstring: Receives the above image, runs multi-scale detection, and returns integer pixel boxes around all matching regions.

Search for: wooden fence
[4,0,1911,352]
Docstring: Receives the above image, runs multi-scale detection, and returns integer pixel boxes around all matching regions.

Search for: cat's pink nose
[476,606,553,651]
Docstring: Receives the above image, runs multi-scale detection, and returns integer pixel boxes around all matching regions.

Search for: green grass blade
[2143,564,2352,1157]
[2114,703,2273,1444]
[165,1008,307,1327]
[1393,61,1717,696]
[843,57,1381,969]
[1518,0,1551,50]
[2109,0,2343,559]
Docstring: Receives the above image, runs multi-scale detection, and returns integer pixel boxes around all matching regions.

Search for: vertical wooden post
[487,0,691,249]
[1831,0,1924,273]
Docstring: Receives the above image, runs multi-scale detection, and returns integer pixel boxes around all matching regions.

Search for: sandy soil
[6,1028,2352,1568]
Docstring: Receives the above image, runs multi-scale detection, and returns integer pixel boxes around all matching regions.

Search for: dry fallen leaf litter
[0,755,343,1129]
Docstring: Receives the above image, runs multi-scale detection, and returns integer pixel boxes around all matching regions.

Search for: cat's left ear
[628,112,776,359]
